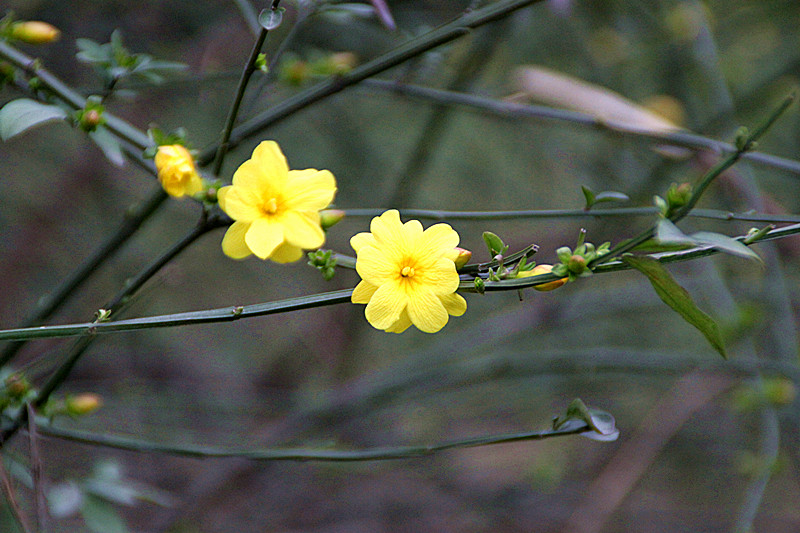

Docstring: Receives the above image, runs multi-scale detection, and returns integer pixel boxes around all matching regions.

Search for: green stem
[0,41,152,151]
[211,1,282,176]
[1,223,797,342]
[0,187,168,367]
[0,217,218,445]
[361,79,800,176]
[342,207,800,224]
[36,420,588,462]
[590,94,795,268]
[197,0,548,165]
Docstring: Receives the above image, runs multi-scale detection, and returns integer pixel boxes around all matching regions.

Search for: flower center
[264,197,279,214]
[400,265,415,277]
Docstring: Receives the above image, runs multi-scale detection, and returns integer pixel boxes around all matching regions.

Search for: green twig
[0,217,220,445]
[0,187,168,367]
[590,93,795,267]
[36,420,588,462]
[342,207,800,224]
[0,41,152,151]
[361,79,800,176]
[0,223,797,342]
[197,0,548,165]
[211,0,282,176]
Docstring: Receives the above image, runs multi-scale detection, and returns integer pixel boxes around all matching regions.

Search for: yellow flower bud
[517,264,568,291]
[452,247,472,269]
[319,209,345,230]
[65,393,103,416]
[10,21,61,45]
[154,145,203,198]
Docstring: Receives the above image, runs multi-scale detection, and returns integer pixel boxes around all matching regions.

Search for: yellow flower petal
[284,169,337,211]
[415,257,460,295]
[420,223,460,252]
[220,186,266,222]
[280,211,325,249]
[221,221,253,259]
[406,288,449,333]
[350,232,376,253]
[245,217,285,259]
[269,242,305,263]
[217,186,230,210]
[439,292,467,317]
[385,309,413,333]
[355,244,401,285]
[250,141,289,186]
[351,280,378,304]
[364,283,407,330]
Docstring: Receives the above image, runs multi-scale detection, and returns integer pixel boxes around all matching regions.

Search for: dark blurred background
[2,0,800,531]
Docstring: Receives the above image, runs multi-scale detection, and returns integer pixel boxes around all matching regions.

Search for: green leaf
[581,185,596,209]
[81,495,129,533]
[89,127,125,167]
[482,231,508,257]
[552,398,619,442]
[691,231,762,263]
[657,219,761,262]
[258,7,285,30]
[622,255,727,359]
[0,99,68,141]
[594,191,630,204]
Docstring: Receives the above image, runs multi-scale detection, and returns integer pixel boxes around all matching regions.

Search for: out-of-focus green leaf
[81,495,129,533]
[623,254,727,359]
[89,127,125,167]
[0,99,68,141]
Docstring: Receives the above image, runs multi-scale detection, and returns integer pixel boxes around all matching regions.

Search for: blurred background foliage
[1,0,800,531]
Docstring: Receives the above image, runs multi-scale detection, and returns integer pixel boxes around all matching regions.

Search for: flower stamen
[401,265,415,277]
[264,197,279,215]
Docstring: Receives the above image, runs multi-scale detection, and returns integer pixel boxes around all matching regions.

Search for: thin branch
[361,79,800,176]
[0,187,168,366]
[197,0,549,165]
[0,222,797,343]
[342,207,800,224]
[212,0,282,175]
[0,453,33,533]
[0,41,152,151]
[36,421,589,462]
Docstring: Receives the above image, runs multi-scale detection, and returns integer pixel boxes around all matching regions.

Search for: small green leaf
[552,399,619,441]
[0,99,68,141]
[258,7,285,30]
[482,231,507,257]
[89,127,125,167]
[81,495,129,533]
[623,255,727,358]
[657,219,761,262]
[691,231,762,263]
[581,186,596,209]
[593,191,630,204]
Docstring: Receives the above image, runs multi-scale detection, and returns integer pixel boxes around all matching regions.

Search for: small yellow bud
[517,264,568,291]
[319,209,345,230]
[452,247,472,269]
[65,393,102,416]
[567,255,587,275]
[5,375,31,399]
[154,145,203,198]
[10,21,61,45]
[327,52,358,75]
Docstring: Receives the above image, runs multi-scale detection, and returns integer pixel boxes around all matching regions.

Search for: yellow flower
[516,264,568,291]
[351,210,467,333]
[10,21,61,44]
[154,145,203,198]
[218,141,337,263]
